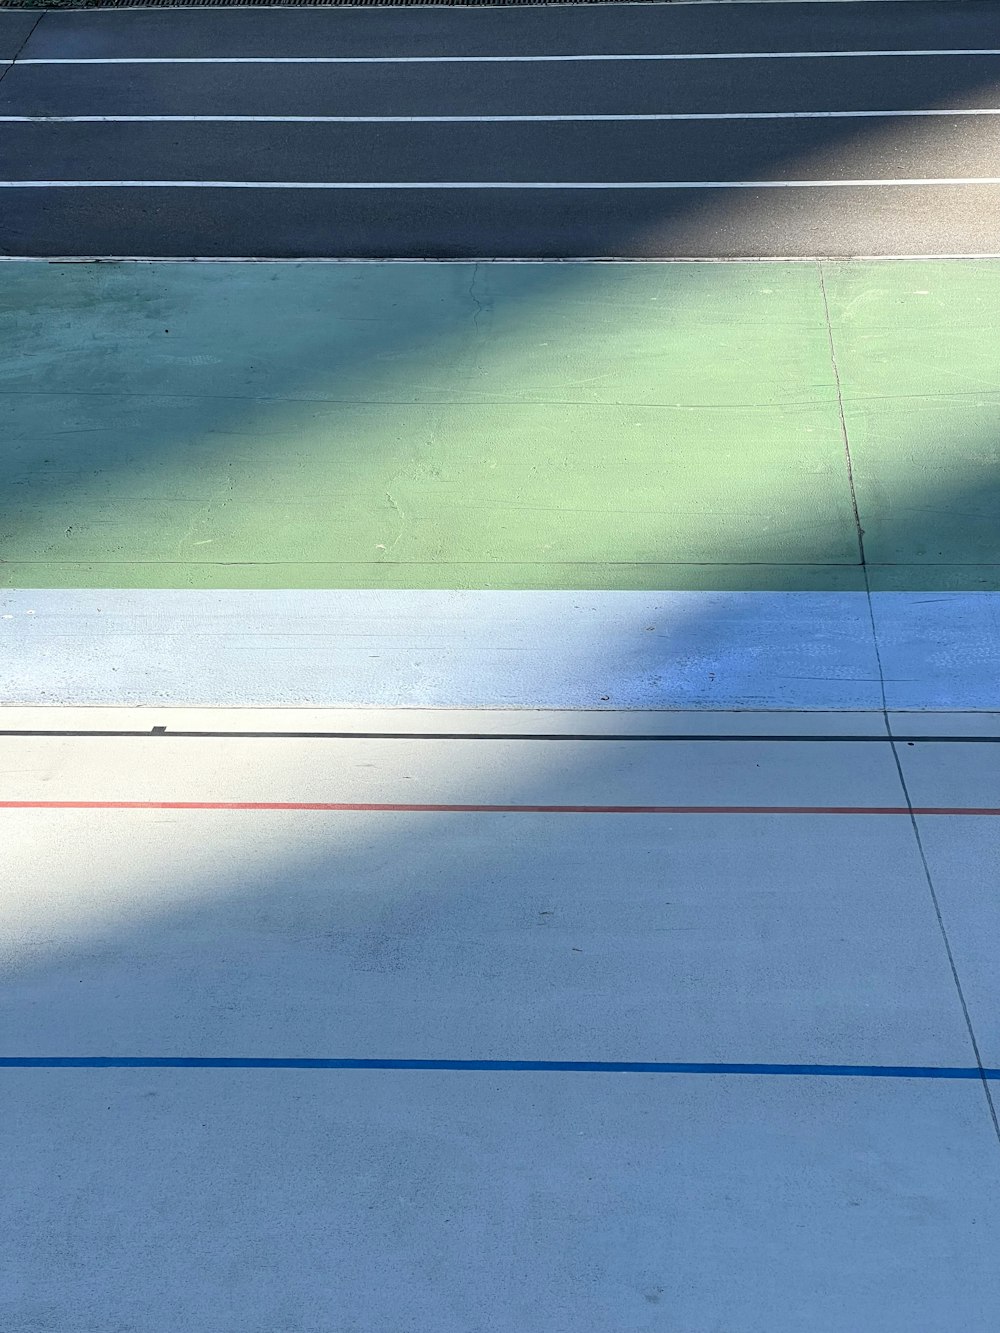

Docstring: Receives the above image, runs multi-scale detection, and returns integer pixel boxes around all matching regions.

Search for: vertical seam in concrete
[888,736,1000,1147]
[468,259,483,330]
[817,261,866,569]
[817,260,888,709]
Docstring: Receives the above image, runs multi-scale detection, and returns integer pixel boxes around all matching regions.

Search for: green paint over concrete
[822,263,1000,582]
[0,261,997,590]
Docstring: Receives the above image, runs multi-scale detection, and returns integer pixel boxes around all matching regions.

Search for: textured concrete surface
[6,5,999,1325]
[0,588,888,709]
[6,583,1000,709]
[4,713,1000,1331]
[6,586,1000,709]
[2,259,999,592]
[4,258,999,708]
[6,1068,999,1333]
[0,261,852,588]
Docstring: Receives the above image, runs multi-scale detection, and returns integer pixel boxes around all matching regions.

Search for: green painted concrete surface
[1,260,997,591]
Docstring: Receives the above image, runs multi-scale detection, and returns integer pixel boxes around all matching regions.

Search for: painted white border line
[4,178,1000,188]
[3,588,999,711]
[18,50,1000,63]
[5,110,999,123]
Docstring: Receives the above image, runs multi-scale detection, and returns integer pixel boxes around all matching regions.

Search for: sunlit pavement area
[4,3,1000,1330]
[4,708,1000,1328]
[3,259,1000,709]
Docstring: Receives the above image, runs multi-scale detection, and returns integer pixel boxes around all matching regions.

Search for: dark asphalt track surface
[1,1,999,257]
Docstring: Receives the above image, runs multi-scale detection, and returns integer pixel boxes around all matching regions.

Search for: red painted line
[1,800,999,816]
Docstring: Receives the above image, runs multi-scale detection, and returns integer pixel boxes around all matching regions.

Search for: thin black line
[0,557,872,566]
[888,736,1000,1145]
[0,729,998,743]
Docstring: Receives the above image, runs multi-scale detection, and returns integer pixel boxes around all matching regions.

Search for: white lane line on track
[4,179,1000,188]
[3,110,1000,123]
[17,50,1000,64]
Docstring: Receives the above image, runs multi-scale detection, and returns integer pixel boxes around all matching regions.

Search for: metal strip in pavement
[4,178,1000,188]
[19,50,1000,63]
[5,110,999,123]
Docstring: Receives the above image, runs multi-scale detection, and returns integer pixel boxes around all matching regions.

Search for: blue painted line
[1,1057,997,1079]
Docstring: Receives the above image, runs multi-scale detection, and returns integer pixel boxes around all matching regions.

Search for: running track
[2,0,1000,255]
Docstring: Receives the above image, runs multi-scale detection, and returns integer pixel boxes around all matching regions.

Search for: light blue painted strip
[3,589,998,711]
[0,588,884,710]
[2,1056,997,1078]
